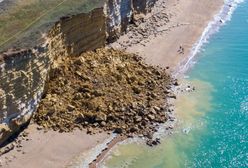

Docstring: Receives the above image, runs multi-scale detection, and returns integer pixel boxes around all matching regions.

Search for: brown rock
[33,48,174,141]
[153,106,161,112]
[95,112,107,122]
[114,128,123,134]
[147,114,155,120]
[67,105,75,111]
[132,87,141,94]
[134,116,142,122]
[100,121,106,126]
[87,127,93,134]
[74,57,85,65]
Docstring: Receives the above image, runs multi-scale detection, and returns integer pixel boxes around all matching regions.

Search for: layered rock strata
[105,0,158,42]
[0,48,49,145]
[0,8,106,145]
[0,1,160,145]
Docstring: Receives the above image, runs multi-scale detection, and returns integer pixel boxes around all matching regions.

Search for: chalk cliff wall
[0,1,158,145]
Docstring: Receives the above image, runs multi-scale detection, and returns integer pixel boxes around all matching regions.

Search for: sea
[100,0,248,167]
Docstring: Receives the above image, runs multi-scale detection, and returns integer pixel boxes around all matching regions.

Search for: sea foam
[177,0,245,75]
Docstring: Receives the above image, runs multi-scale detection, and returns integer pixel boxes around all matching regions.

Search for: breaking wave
[177,0,245,75]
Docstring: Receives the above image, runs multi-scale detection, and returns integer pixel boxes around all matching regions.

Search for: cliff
[0,1,158,145]
[0,8,106,145]
[106,0,158,42]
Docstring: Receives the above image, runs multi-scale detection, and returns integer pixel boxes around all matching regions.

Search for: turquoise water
[102,1,248,168]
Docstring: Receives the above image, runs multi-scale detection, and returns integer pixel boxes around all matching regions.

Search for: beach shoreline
[0,0,226,168]
[89,0,226,167]
[84,0,226,167]
[111,0,224,73]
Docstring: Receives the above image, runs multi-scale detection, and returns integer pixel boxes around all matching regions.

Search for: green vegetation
[0,0,103,52]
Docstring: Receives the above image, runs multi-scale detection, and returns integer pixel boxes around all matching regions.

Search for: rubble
[33,48,175,139]
[111,0,171,49]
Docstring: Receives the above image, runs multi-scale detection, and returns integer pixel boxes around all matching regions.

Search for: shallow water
[102,1,248,167]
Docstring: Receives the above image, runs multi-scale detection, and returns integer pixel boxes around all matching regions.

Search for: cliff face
[105,0,133,42]
[0,1,158,145]
[0,8,106,145]
[106,0,158,42]
[0,49,49,145]
[48,8,106,60]
[133,0,158,14]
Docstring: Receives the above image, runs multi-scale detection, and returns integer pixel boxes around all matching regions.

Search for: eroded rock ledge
[0,0,160,145]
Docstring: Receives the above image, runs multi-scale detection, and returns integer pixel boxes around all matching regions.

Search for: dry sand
[111,0,223,72]
[0,124,109,168]
[0,0,223,167]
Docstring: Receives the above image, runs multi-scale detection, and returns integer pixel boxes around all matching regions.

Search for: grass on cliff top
[0,0,103,52]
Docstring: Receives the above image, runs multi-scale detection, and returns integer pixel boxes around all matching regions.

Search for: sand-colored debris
[33,48,174,138]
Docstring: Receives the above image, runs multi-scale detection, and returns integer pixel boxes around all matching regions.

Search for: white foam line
[176,0,245,76]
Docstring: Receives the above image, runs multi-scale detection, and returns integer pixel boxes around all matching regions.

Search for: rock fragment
[33,48,174,140]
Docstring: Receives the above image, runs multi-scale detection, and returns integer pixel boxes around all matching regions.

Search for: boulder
[147,114,155,120]
[95,112,107,122]
[67,105,75,111]
[114,128,123,134]
[134,116,142,122]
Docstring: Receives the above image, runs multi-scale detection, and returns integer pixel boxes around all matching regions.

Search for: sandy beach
[0,0,223,167]
[111,0,223,72]
[0,124,109,168]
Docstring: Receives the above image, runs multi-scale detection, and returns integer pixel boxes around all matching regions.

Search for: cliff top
[0,0,104,53]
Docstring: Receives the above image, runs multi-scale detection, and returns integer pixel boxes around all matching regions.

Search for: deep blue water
[102,1,248,167]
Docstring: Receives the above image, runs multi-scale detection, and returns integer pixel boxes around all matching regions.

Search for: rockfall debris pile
[33,48,176,139]
[112,0,170,48]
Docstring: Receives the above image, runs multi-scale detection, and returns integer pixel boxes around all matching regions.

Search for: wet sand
[111,0,223,72]
[0,0,223,167]
[89,135,127,168]
[95,0,223,167]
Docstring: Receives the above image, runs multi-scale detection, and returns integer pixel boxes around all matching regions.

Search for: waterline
[102,0,248,167]
[177,0,245,75]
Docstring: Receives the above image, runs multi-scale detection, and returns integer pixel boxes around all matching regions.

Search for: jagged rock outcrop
[105,0,133,42]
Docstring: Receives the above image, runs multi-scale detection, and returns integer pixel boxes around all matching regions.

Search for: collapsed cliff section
[0,7,106,146]
[0,0,162,145]
[33,48,174,139]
